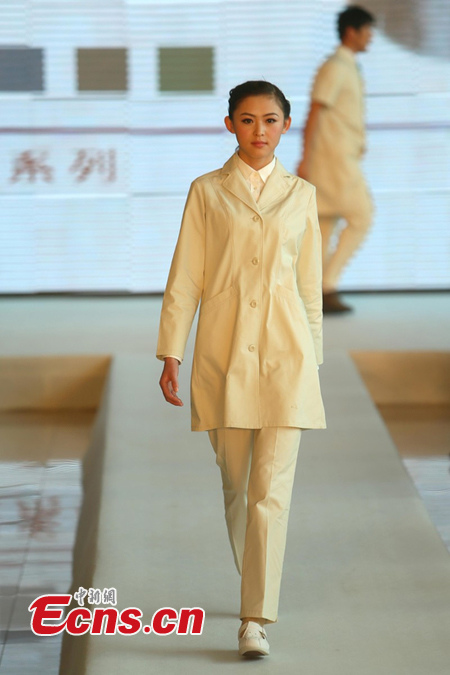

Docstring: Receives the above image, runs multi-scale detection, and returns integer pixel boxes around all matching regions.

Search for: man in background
[297,5,375,313]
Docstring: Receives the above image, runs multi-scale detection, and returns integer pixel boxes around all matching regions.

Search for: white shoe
[238,621,270,657]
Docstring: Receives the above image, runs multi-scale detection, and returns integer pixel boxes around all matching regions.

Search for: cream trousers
[320,190,373,292]
[208,427,302,623]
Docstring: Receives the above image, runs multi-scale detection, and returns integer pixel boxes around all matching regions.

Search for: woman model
[157,80,326,657]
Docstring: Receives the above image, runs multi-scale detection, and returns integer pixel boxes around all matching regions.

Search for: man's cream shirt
[312,44,366,157]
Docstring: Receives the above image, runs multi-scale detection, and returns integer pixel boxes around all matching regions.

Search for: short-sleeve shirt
[308,45,371,216]
[311,45,365,158]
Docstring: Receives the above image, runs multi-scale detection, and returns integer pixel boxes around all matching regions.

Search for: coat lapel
[220,154,258,214]
[257,159,292,212]
[219,153,292,214]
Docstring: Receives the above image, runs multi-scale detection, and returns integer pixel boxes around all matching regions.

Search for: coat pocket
[274,284,307,320]
[274,284,301,307]
[200,286,237,316]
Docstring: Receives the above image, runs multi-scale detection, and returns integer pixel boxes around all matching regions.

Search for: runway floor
[0,292,449,674]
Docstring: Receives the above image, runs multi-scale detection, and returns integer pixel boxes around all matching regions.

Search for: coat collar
[219,153,293,214]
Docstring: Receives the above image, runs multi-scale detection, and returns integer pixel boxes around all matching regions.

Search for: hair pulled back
[228,80,291,120]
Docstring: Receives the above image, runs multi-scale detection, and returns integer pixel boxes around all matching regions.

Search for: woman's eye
[242,118,252,124]
[267,118,277,124]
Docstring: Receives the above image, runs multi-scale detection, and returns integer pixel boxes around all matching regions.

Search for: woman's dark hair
[228,80,291,120]
[338,5,375,40]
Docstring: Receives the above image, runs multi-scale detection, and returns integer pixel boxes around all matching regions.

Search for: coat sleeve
[296,185,323,365]
[156,180,205,363]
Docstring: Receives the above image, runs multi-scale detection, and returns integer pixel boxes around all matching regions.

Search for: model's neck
[341,39,359,54]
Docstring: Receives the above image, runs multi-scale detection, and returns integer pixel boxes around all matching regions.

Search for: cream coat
[157,153,326,431]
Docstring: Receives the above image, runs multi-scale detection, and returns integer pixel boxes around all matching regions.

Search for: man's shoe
[323,291,353,314]
[238,621,270,657]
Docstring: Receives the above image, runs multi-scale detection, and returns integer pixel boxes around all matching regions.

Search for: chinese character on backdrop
[10,151,54,183]
[69,149,117,183]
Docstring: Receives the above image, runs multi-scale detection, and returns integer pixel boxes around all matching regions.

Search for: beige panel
[0,355,111,410]
[377,403,450,457]
[0,409,97,461]
[352,351,450,405]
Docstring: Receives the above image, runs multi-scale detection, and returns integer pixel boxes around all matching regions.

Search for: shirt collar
[235,152,276,184]
[336,44,357,62]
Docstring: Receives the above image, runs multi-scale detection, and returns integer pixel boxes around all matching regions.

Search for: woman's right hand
[159,357,184,406]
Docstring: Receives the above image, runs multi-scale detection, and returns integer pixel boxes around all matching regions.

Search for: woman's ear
[224,116,235,134]
[282,116,292,134]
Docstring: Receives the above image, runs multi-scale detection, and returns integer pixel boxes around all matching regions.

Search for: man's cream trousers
[208,427,302,623]
[320,185,373,292]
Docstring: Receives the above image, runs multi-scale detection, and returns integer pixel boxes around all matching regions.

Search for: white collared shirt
[235,152,276,202]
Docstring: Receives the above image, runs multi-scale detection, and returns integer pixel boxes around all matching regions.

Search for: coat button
[248,344,255,352]
[252,257,259,265]
[250,300,257,308]
[252,215,260,222]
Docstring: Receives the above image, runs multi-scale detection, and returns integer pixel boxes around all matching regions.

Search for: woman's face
[225,95,291,170]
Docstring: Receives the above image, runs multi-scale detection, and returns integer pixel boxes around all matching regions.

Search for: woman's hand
[159,357,184,406]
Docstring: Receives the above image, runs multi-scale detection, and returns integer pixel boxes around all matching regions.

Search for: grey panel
[0,48,44,92]
[362,0,450,59]
[159,47,214,92]
[77,48,128,92]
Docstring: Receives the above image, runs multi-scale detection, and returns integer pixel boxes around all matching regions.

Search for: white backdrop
[0,0,449,292]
